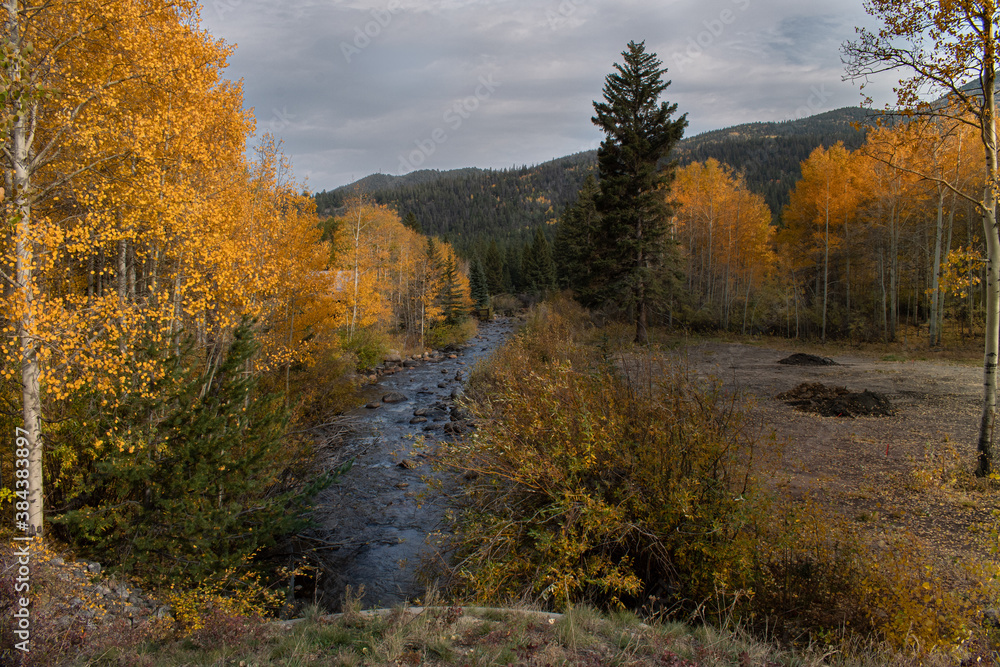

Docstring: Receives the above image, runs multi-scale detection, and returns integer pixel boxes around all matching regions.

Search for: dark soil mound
[778,353,838,366]
[777,382,895,418]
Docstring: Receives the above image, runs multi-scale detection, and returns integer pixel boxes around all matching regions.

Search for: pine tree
[58,322,336,585]
[505,243,523,293]
[554,174,602,297]
[470,255,490,308]
[592,40,688,344]
[438,253,467,324]
[483,240,505,294]
[403,211,424,234]
[520,240,536,293]
[524,228,557,294]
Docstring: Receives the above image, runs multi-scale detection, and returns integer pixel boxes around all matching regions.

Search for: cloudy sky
[198,0,893,192]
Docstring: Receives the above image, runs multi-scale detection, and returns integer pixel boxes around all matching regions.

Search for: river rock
[382,391,408,404]
[385,351,403,363]
[414,408,428,416]
[397,459,420,469]
[451,406,472,421]
[410,417,428,424]
[403,359,420,368]
[366,402,381,409]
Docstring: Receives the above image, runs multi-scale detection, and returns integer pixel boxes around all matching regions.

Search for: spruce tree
[592,40,687,344]
[403,211,424,234]
[554,174,601,297]
[438,253,467,324]
[524,227,556,294]
[470,255,490,308]
[505,243,523,293]
[482,240,505,295]
[520,240,536,293]
[58,322,338,586]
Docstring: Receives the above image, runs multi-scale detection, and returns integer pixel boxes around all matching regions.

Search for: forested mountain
[314,106,875,253]
[673,107,874,215]
[315,152,596,251]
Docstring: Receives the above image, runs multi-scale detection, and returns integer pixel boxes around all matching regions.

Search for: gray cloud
[199,0,893,190]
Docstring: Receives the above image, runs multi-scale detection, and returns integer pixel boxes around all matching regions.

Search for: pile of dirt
[776,382,895,418]
[777,353,838,366]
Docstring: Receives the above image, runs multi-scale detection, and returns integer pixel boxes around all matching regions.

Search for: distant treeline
[314,107,872,291]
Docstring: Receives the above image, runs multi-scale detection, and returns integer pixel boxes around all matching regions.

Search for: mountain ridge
[314,106,876,253]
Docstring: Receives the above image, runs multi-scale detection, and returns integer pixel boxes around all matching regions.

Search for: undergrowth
[441,296,1000,659]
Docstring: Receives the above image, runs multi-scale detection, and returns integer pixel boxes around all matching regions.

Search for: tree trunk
[979,200,999,477]
[890,203,899,341]
[7,0,43,535]
[822,175,831,343]
[931,186,946,346]
[978,49,999,477]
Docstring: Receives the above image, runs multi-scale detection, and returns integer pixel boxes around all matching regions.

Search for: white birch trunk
[978,34,999,476]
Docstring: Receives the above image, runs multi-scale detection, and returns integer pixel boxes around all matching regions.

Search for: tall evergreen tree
[505,243,523,293]
[554,174,602,296]
[591,40,688,344]
[403,211,424,234]
[524,227,557,294]
[470,255,490,308]
[438,253,467,324]
[483,239,505,294]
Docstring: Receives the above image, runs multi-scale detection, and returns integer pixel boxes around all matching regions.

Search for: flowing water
[309,319,515,610]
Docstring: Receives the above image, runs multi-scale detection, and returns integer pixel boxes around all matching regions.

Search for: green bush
[55,322,335,588]
[340,327,390,371]
[426,318,477,350]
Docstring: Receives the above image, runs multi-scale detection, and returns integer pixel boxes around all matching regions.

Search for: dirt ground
[673,341,1000,561]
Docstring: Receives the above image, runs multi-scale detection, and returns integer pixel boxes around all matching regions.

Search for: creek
[307,318,515,610]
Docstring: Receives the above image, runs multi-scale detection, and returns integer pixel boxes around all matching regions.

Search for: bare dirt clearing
[673,342,999,560]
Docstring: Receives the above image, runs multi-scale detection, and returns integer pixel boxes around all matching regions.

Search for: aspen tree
[845,1,1000,474]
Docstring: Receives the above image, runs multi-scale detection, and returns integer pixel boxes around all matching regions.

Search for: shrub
[491,293,521,316]
[445,298,998,653]
[444,303,769,614]
[426,318,477,350]
[340,327,390,371]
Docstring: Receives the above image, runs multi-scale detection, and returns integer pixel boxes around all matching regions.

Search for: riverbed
[308,318,515,610]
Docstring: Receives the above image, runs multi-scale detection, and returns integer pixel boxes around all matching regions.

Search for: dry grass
[38,597,979,666]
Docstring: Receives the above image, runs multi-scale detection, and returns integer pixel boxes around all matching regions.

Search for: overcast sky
[198,0,893,192]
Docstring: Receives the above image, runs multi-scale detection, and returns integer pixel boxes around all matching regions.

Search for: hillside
[314,106,876,253]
